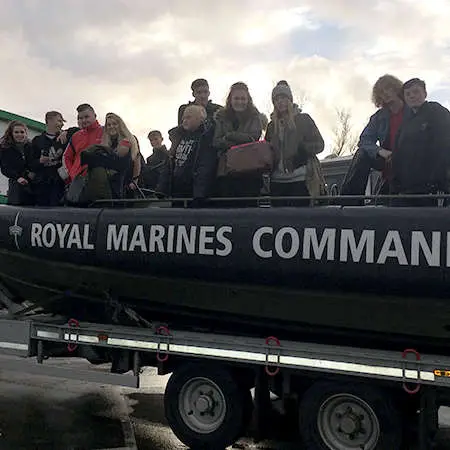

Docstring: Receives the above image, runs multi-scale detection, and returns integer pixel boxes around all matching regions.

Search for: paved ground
[0,356,449,449]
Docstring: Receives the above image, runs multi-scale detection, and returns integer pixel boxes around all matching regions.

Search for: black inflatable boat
[0,202,449,353]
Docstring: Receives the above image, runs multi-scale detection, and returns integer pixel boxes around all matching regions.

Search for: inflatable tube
[2,204,450,352]
[0,204,449,298]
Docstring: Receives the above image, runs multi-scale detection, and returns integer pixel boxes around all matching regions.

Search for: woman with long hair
[266,80,325,204]
[79,113,140,202]
[213,81,265,199]
[103,112,141,197]
[102,112,141,196]
[0,120,36,205]
[213,82,263,150]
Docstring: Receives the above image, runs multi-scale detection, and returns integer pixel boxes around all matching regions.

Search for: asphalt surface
[0,357,449,449]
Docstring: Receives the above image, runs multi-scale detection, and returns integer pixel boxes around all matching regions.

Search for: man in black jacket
[142,130,169,190]
[177,78,222,126]
[158,105,217,206]
[392,78,450,206]
[31,111,67,206]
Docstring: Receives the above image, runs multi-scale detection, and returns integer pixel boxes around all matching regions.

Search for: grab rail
[89,192,450,209]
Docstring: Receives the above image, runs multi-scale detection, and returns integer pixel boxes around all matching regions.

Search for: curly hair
[0,120,28,148]
[372,74,404,108]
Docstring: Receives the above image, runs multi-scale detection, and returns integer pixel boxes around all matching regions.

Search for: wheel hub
[338,407,364,436]
[317,393,380,450]
[178,377,227,434]
[195,393,215,414]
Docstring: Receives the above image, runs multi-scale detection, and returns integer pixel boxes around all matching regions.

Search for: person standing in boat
[30,111,67,206]
[0,121,36,205]
[53,117,83,185]
[142,130,169,190]
[391,78,450,206]
[265,80,325,205]
[340,74,412,202]
[178,78,222,126]
[158,105,216,206]
[213,82,264,199]
[63,103,103,184]
[101,112,140,199]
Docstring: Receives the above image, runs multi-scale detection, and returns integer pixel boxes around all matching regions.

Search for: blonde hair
[372,74,404,108]
[103,112,140,160]
[183,104,207,121]
[271,101,296,136]
[260,113,269,131]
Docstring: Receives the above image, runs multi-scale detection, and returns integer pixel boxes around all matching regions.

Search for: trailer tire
[299,381,402,450]
[240,385,254,436]
[164,364,249,449]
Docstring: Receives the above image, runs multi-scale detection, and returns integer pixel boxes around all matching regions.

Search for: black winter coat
[143,146,169,190]
[158,121,217,199]
[0,142,35,181]
[392,101,450,194]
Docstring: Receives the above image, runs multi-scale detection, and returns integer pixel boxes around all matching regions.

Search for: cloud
[1,0,450,157]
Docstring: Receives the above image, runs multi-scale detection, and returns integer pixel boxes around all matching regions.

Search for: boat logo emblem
[9,212,22,251]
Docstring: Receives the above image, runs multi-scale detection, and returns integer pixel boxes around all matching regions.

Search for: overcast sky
[2,0,450,158]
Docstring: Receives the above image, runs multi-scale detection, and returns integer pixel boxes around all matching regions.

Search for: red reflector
[98,334,108,342]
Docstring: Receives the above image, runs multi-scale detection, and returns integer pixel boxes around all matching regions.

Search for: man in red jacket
[63,103,103,182]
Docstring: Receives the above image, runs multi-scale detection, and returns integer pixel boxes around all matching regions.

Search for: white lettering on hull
[31,223,94,250]
[251,226,445,267]
[340,229,375,263]
[26,221,450,268]
[106,224,233,257]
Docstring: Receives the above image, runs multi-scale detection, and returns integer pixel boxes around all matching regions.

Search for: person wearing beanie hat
[271,80,293,103]
[265,80,325,204]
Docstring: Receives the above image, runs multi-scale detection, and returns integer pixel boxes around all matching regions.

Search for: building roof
[0,109,45,132]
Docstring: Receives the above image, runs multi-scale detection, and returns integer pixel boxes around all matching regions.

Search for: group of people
[341,75,450,206]
[0,106,142,206]
[137,78,326,207]
[0,74,449,209]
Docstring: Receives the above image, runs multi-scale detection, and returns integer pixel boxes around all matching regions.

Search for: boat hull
[0,248,450,355]
[0,204,450,353]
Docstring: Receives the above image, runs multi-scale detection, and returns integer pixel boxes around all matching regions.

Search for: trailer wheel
[164,364,250,449]
[299,381,402,450]
[240,385,254,435]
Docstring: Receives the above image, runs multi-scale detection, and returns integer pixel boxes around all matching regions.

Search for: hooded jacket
[63,121,103,181]
[265,105,325,196]
[158,120,216,199]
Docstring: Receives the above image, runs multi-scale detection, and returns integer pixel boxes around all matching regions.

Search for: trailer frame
[0,310,447,449]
